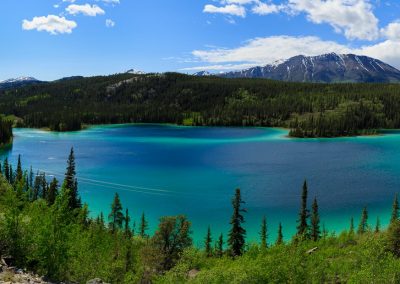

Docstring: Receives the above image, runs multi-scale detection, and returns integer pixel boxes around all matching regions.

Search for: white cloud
[204,0,380,41]
[191,36,351,65]
[106,19,115,27]
[204,4,246,17]
[100,0,120,3]
[184,35,400,71]
[286,0,379,41]
[381,21,400,41]
[252,2,283,15]
[22,15,77,35]
[66,4,105,16]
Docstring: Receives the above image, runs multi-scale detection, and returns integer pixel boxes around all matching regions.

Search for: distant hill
[209,53,400,83]
[0,76,42,90]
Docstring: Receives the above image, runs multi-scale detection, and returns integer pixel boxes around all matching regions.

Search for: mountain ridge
[198,53,400,83]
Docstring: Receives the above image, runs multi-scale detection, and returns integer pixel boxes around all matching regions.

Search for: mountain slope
[0,76,42,90]
[220,53,400,83]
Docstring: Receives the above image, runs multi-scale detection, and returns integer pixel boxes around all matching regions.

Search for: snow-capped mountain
[220,53,400,83]
[193,71,212,76]
[126,69,146,75]
[0,76,41,89]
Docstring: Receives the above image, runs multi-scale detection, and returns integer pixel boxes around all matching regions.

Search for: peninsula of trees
[1,73,400,137]
[1,152,400,283]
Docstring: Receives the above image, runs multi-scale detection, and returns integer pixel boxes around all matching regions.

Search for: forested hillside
[0,117,13,146]
[2,153,400,283]
[1,73,400,137]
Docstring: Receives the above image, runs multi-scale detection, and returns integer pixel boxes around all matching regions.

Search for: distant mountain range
[0,77,41,89]
[198,53,400,83]
[2,54,400,90]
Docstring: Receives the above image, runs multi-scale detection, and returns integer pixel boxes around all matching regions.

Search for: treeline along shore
[1,150,400,283]
[1,73,400,137]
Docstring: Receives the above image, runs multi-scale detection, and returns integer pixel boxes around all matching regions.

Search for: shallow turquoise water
[2,124,400,245]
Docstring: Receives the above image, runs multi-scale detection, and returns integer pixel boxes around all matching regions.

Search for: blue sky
[1,0,400,81]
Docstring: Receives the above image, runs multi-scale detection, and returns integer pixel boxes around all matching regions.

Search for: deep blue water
[1,124,400,246]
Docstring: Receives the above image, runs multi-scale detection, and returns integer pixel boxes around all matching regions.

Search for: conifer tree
[228,188,246,257]
[41,173,47,199]
[349,217,355,235]
[16,155,23,183]
[276,222,283,245]
[4,158,9,182]
[47,178,58,205]
[310,197,321,241]
[260,216,268,249]
[357,207,368,234]
[390,193,399,226]
[9,164,13,184]
[108,193,124,233]
[124,208,131,237]
[215,233,224,257]
[297,180,310,238]
[375,216,380,233]
[29,166,34,188]
[205,226,212,257]
[139,212,148,238]
[63,148,80,209]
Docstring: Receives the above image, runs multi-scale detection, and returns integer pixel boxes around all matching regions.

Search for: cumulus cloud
[183,35,400,71]
[381,21,400,41]
[106,19,115,27]
[204,0,380,41]
[22,15,77,35]
[66,4,105,16]
[100,0,120,4]
[252,2,283,15]
[204,4,246,17]
[287,0,379,41]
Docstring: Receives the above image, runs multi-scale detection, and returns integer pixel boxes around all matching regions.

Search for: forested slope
[1,73,400,137]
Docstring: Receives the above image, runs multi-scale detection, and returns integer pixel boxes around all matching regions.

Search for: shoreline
[13,123,396,139]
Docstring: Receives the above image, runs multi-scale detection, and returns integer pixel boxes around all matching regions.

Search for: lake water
[1,124,400,245]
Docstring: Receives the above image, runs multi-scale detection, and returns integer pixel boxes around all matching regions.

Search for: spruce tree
[108,193,124,233]
[16,155,23,183]
[4,158,9,182]
[205,226,212,257]
[41,173,47,199]
[260,216,268,249]
[310,197,321,241]
[47,178,58,205]
[296,180,310,238]
[228,188,246,257]
[29,166,34,188]
[63,148,80,209]
[124,208,131,237]
[139,212,148,238]
[357,207,368,234]
[349,217,355,235]
[375,216,380,233]
[390,194,399,226]
[9,164,13,184]
[215,233,224,257]
[276,222,283,245]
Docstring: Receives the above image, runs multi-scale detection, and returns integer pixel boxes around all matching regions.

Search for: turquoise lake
[1,124,400,246]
